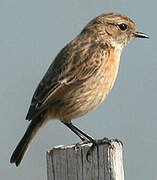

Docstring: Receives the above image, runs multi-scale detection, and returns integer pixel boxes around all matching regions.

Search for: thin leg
[63,122,111,161]
[63,122,95,142]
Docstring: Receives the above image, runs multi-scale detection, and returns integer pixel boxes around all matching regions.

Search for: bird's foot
[86,137,111,161]
[74,139,90,151]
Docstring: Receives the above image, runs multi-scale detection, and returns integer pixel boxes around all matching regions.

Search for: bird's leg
[86,138,111,161]
[63,122,92,142]
[63,122,111,161]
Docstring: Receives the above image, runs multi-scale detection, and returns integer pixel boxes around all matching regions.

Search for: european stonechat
[10,13,149,166]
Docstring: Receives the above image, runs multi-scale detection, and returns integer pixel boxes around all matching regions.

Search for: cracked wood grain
[47,139,124,180]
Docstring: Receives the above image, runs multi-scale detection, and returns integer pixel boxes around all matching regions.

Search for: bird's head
[82,13,149,50]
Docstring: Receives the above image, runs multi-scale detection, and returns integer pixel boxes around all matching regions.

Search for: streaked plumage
[10,13,149,166]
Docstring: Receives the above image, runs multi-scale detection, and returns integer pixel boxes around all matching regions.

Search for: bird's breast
[87,47,121,103]
[48,48,122,121]
[101,48,121,93]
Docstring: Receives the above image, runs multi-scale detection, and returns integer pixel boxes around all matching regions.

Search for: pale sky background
[1,0,156,180]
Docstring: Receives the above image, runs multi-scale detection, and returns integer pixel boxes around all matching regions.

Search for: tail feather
[10,116,44,166]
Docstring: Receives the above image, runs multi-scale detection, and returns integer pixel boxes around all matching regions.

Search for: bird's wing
[26,37,106,120]
[26,45,71,120]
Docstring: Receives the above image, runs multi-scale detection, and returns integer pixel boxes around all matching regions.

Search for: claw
[74,143,81,152]
[86,138,111,161]
[74,140,90,152]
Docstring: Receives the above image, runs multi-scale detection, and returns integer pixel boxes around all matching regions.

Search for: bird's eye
[118,23,127,31]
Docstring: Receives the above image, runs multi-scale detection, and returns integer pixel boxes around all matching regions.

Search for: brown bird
[10,13,149,166]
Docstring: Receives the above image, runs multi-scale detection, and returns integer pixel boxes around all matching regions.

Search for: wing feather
[26,34,106,120]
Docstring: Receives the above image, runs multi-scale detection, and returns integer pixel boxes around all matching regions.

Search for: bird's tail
[10,115,45,166]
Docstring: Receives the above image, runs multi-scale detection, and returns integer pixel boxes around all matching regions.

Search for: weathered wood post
[47,139,124,180]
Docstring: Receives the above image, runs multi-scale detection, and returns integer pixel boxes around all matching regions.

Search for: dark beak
[134,32,149,39]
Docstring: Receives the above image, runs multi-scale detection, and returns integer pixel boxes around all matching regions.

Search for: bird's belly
[55,72,117,122]
[47,49,120,122]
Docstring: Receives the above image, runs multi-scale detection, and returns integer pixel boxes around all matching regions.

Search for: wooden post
[46,139,124,180]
